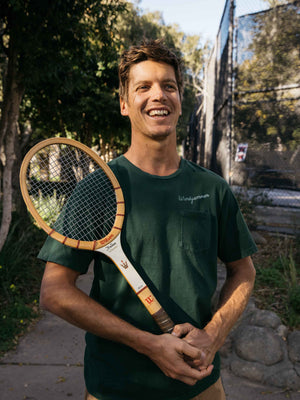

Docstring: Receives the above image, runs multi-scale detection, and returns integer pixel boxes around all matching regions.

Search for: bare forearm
[173,256,256,368]
[204,256,256,349]
[40,275,153,353]
[40,262,213,385]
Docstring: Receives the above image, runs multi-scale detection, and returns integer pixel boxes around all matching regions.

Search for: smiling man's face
[120,60,182,141]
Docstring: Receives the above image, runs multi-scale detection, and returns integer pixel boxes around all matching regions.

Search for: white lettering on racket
[105,242,117,251]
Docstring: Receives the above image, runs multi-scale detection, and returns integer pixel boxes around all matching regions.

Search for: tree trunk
[14,122,32,220]
[0,128,16,250]
[0,35,24,251]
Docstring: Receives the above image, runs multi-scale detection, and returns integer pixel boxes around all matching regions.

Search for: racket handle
[152,308,175,333]
[137,287,175,333]
[99,237,175,333]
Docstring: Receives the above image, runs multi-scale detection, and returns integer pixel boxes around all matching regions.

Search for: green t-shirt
[38,156,257,400]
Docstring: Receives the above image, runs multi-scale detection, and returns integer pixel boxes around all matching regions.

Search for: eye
[165,83,177,91]
[137,85,150,91]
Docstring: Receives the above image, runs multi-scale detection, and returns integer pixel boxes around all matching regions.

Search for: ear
[120,97,129,116]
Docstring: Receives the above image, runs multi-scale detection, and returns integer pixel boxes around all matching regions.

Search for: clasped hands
[146,322,216,386]
[172,322,215,372]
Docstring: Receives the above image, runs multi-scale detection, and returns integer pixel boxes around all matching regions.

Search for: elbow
[226,256,256,287]
[249,259,256,287]
[39,285,54,312]
[39,282,62,314]
[39,262,79,315]
[241,257,256,290]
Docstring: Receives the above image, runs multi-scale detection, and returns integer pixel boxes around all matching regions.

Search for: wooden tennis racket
[19,137,174,333]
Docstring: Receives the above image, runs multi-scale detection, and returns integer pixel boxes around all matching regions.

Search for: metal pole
[227,0,235,184]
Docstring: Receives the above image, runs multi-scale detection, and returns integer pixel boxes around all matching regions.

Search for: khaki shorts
[190,378,226,400]
[85,377,226,400]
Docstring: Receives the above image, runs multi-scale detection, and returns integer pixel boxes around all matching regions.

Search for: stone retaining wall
[216,259,300,391]
[220,298,300,390]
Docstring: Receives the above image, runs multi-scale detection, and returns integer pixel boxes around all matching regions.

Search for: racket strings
[26,143,117,242]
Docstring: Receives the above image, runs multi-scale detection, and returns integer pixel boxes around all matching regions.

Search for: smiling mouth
[148,109,170,117]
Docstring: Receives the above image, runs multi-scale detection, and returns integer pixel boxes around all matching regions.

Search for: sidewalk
[0,270,299,400]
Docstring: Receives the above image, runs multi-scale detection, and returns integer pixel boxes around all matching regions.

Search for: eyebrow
[132,80,150,88]
[132,79,178,88]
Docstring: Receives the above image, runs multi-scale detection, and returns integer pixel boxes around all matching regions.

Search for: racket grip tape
[152,308,175,333]
[137,286,175,333]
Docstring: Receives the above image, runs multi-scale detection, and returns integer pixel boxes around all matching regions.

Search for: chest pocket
[179,210,210,253]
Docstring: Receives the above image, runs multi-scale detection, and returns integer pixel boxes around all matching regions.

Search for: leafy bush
[255,267,285,288]
[289,286,300,314]
[253,233,299,330]
[0,214,47,355]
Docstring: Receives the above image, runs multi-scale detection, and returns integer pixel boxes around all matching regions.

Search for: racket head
[19,137,124,250]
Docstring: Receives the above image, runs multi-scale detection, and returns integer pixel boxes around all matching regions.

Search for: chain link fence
[186,0,300,216]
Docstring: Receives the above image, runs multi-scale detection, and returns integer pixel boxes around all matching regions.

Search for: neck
[124,139,181,176]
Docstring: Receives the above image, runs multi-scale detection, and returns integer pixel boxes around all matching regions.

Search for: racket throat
[97,235,175,332]
[97,235,146,294]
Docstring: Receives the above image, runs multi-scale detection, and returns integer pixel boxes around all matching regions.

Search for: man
[38,39,257,400]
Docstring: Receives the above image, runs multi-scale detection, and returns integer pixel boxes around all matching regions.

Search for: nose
[151,84,167,102]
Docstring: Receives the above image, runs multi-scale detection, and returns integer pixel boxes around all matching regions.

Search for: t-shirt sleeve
[38,235,94,274]
[217,184,257,263]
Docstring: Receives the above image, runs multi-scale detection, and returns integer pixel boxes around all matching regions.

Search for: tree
[115,2,210,142]
[0,0,126,251]
[234,1,300,149]
[0,0,209,250]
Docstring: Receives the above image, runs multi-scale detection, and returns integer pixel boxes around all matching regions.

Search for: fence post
[226,0,235,185]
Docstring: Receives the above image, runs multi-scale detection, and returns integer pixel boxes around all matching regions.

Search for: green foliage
[0,214,47,355]
[256,267,285,288]
[290,128,300,150]
[254,234,300,329]
[234,2,300,149]
[0,299,38,355]
[289,286,300,314]
[31,193,65,226]
[115,2,210,143]
[1,0,208,155]
[1,0,129,151]
[1,0,209,252]
[283,249,300,319]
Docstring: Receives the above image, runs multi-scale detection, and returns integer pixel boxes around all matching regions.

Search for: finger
[184,354,213,370]
[196,349,215,367]
[199,365,214,376]
[176,364,214,386]
[197,364,214,378]
[172,323,194,338]
[184,356,203,368]
[185,359,201,369]
[181,342,205,362]
[183,352,202,362]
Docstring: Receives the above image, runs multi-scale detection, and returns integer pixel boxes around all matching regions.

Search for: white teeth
[149,109,169,116]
